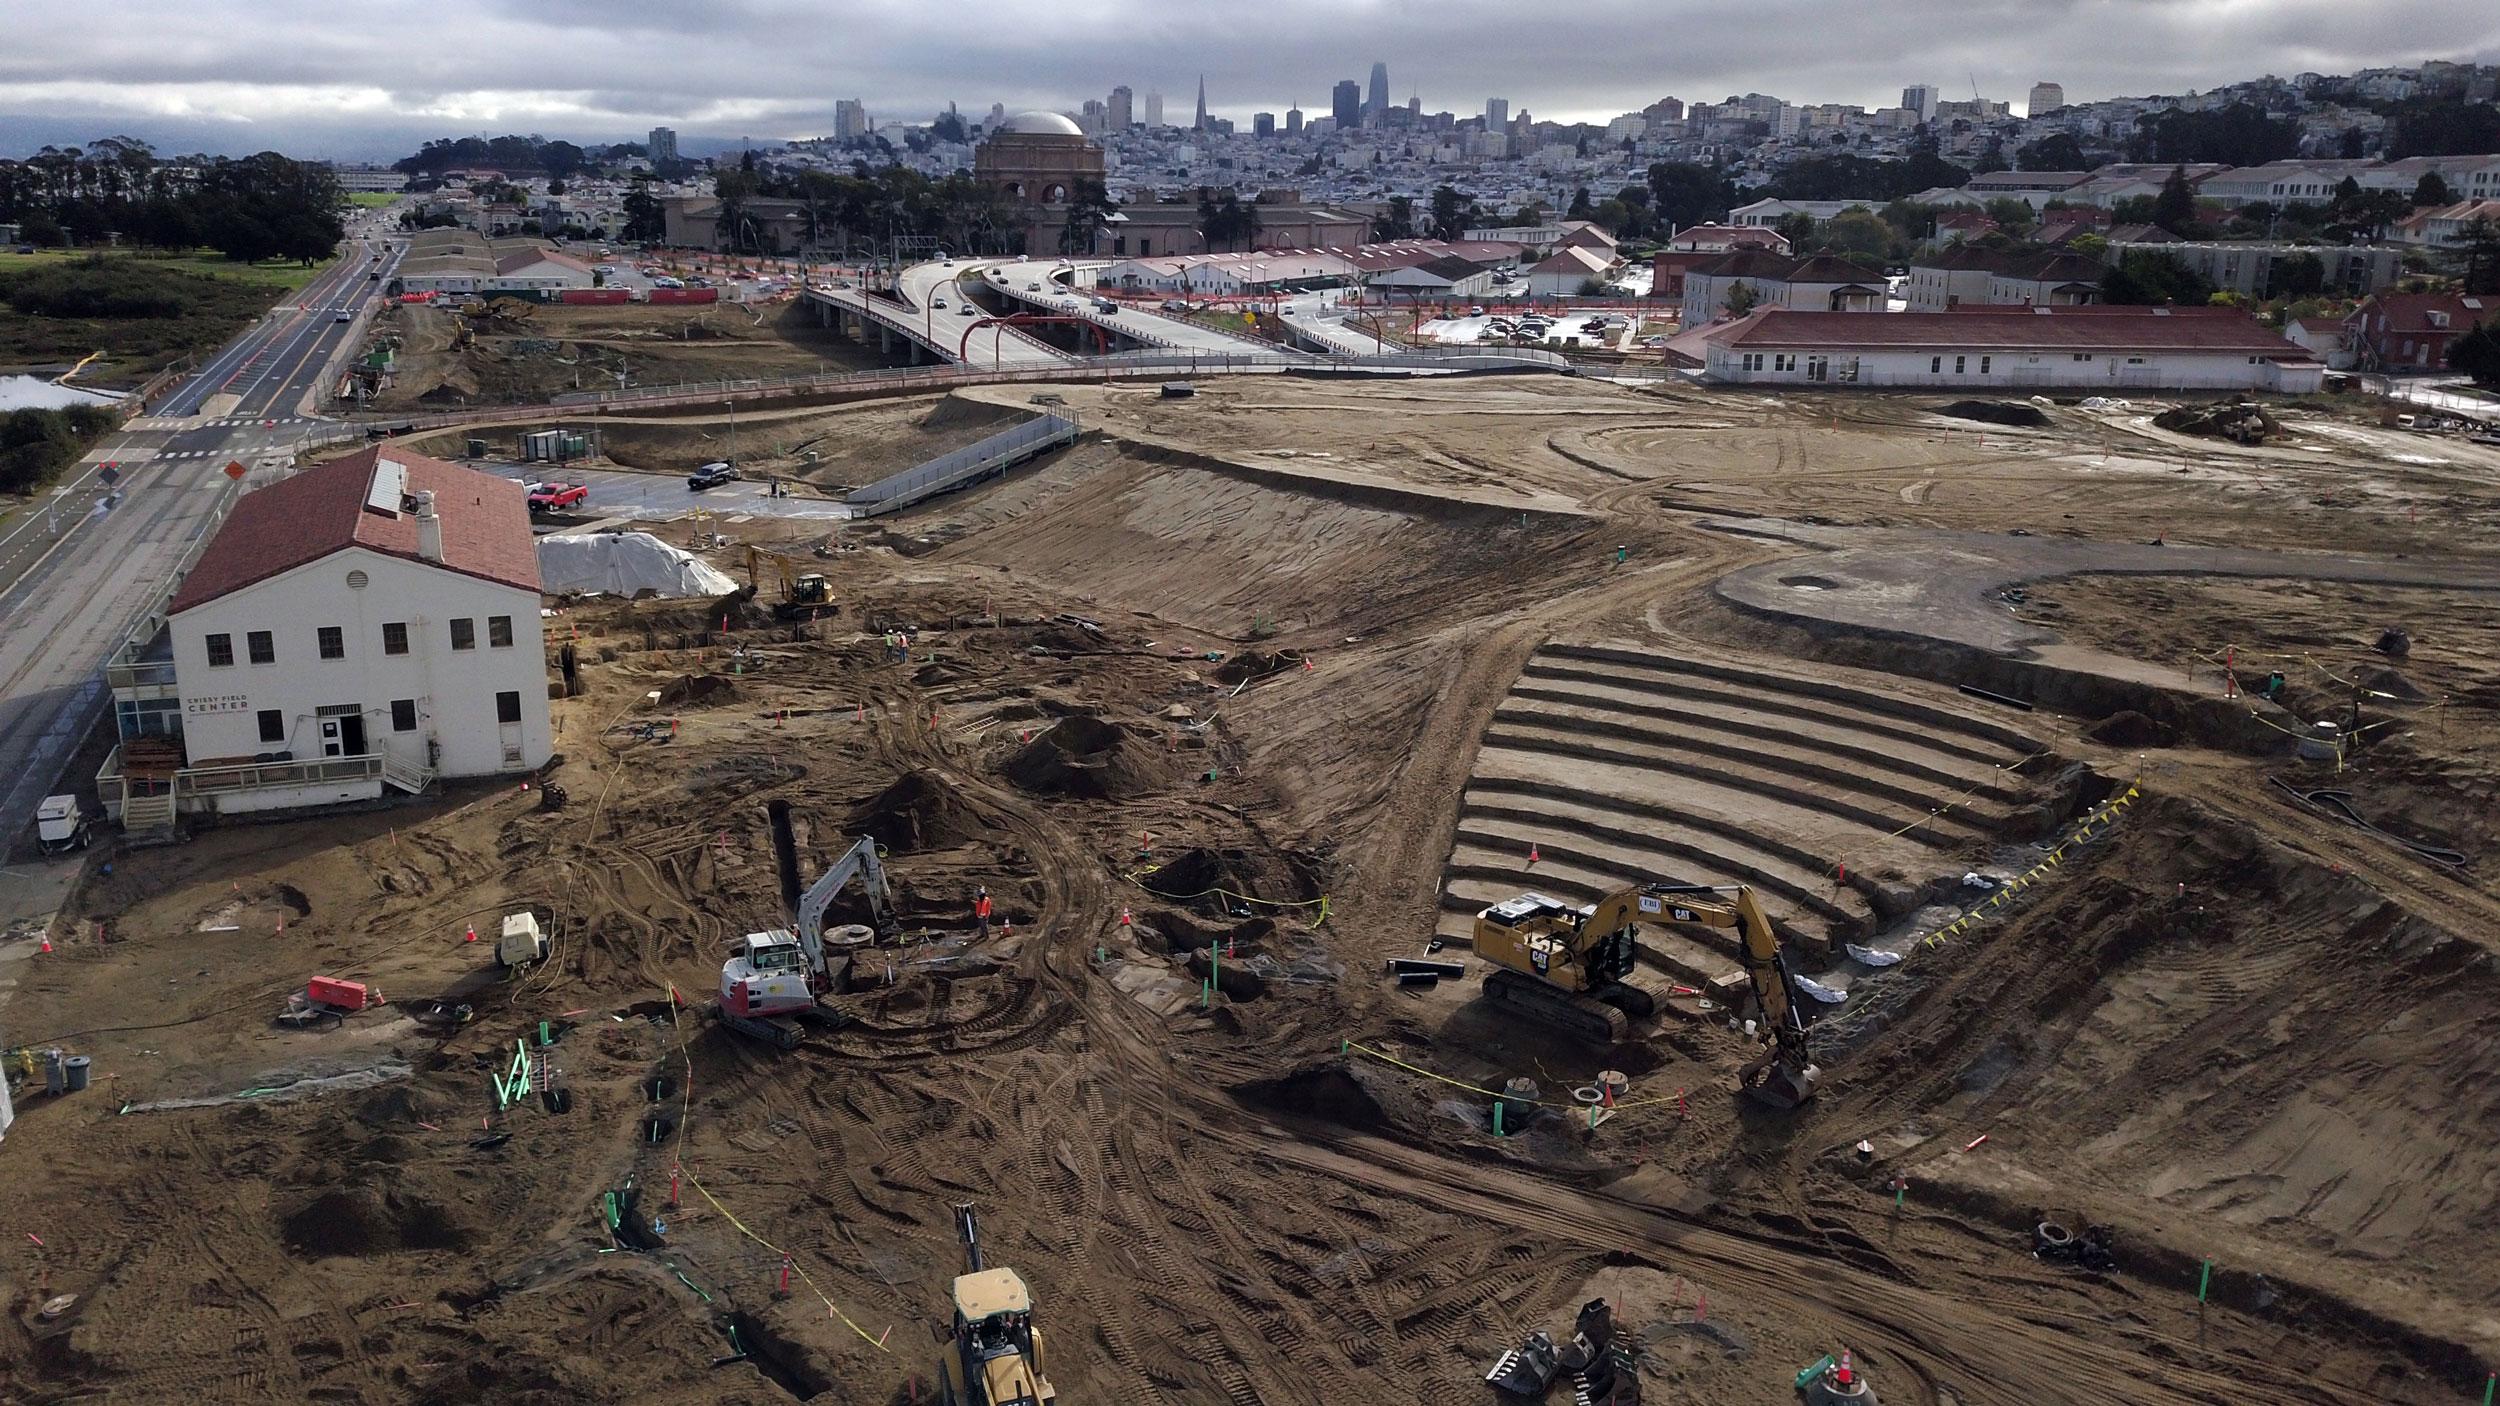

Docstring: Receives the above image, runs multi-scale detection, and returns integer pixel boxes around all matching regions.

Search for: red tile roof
[1708,306,2311,356]
[170,446,539,614]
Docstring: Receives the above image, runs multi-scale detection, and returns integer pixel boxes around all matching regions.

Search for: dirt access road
[3,375,2495,1405]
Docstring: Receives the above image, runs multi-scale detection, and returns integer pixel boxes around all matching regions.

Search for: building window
[2072,353,2093,362]
[450,618,476,650]
[247,630,275,665]
[1954,356,1967,374]
[257,709,286,744]
[318,626,345,660]
[1740,352,1764,371]
[1773,353,1796,372]
[1930,356,1942,373]
[1979,356,1992,374]
[2126,356,2147,365]
[391,699,418,732]
[206,633,234,667]
[383,621,409,655]
[488,615,514,648]
[495,690,522,725]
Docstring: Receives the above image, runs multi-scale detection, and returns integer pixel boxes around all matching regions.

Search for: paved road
[159,237,401,419]
[0,233,401,863]
[803,257,1071,371]
[983,259,1283,356]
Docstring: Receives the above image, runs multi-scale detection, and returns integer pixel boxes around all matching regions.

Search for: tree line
[0,139,345,264]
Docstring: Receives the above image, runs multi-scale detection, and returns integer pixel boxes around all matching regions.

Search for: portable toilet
[499,912,549,969]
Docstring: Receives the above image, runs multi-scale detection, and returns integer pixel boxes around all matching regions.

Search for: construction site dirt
[6,374,2500,1405]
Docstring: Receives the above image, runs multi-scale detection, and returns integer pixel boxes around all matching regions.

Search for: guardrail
[348,342,1580,434]
[847,413,1082,514]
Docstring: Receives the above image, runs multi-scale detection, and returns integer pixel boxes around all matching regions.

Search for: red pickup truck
[527,481,588,513]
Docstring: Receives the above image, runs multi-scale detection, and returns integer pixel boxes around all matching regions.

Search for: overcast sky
[4,0,2496,159]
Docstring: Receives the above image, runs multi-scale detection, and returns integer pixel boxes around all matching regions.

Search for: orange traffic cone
[1527,841,1541,866]
[1120,908,1133,927]
[1302,655,1314,672]
[464,923,478,944]
[38,932,53,954]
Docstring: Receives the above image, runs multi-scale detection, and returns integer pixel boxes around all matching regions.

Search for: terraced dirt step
[1508,674,2030,799]
[1440,878,1747,992]
[1444,844,1819,957]
[1461,773,1915,918]
[1460,805,1870,935]
[1495,697,2019,827]
[1521,657,2031,771]
[1480,724,1992,850]
[1542,642,2044,754]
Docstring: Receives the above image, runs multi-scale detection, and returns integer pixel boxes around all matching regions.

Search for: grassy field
[0,248,338,291]
[346,192,398,208]
[0,252,337,384]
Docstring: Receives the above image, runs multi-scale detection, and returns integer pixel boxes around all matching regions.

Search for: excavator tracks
[1481,968,1629,1044]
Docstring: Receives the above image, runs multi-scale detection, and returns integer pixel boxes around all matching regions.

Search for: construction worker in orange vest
[973,886,993,938]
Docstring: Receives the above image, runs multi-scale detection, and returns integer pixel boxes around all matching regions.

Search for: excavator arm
[1643,883,1821,1108]
[794,833,892,970]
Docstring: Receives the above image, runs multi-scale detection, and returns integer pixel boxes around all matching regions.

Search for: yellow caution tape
[661,999,890,1350]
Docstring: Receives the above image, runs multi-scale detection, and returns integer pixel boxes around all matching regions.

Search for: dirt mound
[1213,649,1306,685]
[2359,666,2426,701]
[280,1187,471,1257]
[2154,400,2279,443]
[1136,846,1319,915]
[1003,716,1175,800]
[852,770,984,853]
[1237,1062,1387,1127]
[2086,709,2176,747]
[657,673,739,708]
[1937,399,2052,429]
[921,393,1034,435]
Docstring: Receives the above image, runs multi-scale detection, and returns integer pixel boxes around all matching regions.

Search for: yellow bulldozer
[936,1204,1054,1406]
[1471,881,1821,1108]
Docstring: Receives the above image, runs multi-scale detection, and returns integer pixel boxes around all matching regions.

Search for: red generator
[306,976,377,1011]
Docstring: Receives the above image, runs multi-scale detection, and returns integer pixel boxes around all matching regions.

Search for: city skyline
[2,0,2495,158]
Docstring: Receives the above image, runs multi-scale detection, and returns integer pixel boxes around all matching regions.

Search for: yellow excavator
[1472,881,1821,1108]
[936,1204,1055,1406]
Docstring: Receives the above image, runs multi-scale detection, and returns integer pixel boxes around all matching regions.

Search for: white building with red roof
[111,446,551,821]
[1698,306,2323,392]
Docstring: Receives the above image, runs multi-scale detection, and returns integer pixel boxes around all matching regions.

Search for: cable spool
[1571,1085,1604,1105]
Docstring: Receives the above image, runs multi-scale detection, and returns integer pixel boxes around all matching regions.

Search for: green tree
[1371,195,1415,241]
[621,180,664,243]
[2413,172,2453,208]
[2152,166,2198,235]
[2016,133,2087,171]
[1059,178,1114,256]
[1819,209,1896,263]
[2459,215,2500,295]
[2270,252,2325,298]
[1646,162,1729,229]
[2448,319,2500,388]
[1722,279,1760,316]
[2101,250,2215,305]
[1771,211,1816,252]
[1566,186,1595,220]
[1426,185,1476,241]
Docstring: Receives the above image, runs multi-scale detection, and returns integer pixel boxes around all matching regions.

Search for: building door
[1805,355,1829,382]
[317,705,368,758]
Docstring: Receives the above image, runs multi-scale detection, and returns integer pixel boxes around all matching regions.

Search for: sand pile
[1002,715,1176,800]
[851,769,983,852]
[538,531,737,597]
[1937,399,2052,429]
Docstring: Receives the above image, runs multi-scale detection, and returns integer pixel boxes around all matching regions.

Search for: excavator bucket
[1744,1059,1821,1110]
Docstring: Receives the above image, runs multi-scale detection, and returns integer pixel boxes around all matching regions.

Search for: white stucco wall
[171,545,551,778]
[1705,343,2323,392]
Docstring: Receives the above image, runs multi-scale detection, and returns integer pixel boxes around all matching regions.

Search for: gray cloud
[3,0,2495,158]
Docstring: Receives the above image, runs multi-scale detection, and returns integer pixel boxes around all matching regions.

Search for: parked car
[653,276,684,289]
[687,462,739,491]
[527,481,589,513]
[1468,305,1487,316]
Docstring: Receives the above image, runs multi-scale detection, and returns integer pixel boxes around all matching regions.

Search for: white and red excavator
[717,799,891,1049]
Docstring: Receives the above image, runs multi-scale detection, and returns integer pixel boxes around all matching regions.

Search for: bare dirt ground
[369,301,884,410]
[5,374,2498,1405]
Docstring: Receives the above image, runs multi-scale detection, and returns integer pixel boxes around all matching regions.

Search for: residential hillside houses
[1681,252,1887,322]
[2344,291,2496,371]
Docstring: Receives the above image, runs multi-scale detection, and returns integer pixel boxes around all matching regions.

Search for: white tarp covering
[537,531,737,597]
